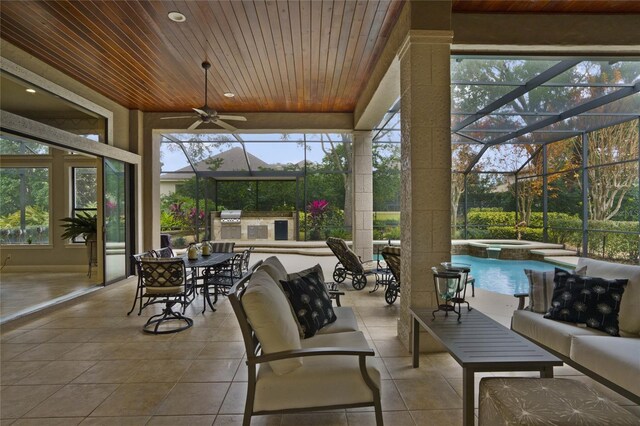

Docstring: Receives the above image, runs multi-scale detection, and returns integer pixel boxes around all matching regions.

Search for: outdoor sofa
[511,257,640,403]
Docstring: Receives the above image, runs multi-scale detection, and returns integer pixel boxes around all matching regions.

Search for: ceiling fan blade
[193,108,208,116]
[214,119,237,132]
[187,120,203,130]
[160,116,194,120]
[217,115,247,122]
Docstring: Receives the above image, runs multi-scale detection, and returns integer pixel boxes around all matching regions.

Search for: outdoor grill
[220,210,242,224]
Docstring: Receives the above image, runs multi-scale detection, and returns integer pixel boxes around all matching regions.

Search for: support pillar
[352,131,374,261]
[397,30,453,350]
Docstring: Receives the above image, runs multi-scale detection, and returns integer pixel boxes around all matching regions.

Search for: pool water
[451,255,556,295]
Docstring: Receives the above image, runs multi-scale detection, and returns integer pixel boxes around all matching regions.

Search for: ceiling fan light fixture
[168,11,186,23]
[223,92,235,98]
[25,88,36,93]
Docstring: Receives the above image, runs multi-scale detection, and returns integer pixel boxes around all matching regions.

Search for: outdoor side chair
[381,246,401,305]
[326,237,380,290]
[138,257,193,334]
[210,241,235,253]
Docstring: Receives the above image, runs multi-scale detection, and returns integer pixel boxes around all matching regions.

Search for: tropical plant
[60,211,97,241]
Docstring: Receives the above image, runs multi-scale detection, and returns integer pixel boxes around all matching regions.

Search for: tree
[451,145,480,231]
[578,120,639,220]
[372,143,400,211]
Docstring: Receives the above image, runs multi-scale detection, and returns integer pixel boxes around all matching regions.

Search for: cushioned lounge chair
[326,237,380,290]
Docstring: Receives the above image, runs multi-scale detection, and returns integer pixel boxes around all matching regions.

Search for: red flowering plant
[169,201,205,241]
[307,199,329,240]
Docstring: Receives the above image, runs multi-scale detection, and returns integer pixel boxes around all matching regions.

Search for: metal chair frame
[326,237,379,290]
[381,246,401,305]
[138,257,193,334]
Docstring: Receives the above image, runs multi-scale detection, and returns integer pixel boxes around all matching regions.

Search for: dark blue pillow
[545,273,627,336]
[280,270,337,338]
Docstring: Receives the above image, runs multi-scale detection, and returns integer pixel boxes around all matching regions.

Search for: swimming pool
[451,255,556,295]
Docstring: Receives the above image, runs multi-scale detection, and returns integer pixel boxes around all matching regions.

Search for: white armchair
[228,267,383,426]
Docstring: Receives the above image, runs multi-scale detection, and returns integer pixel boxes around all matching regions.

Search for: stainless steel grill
[220,210,242,224]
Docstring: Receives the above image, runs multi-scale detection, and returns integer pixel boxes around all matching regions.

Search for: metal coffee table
[410,307,562,426]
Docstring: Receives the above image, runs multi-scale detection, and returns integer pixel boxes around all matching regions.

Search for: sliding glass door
[104,158,129,283]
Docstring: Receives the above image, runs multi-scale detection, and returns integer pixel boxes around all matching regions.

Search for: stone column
[397,30,453,350]
[352,131,374,261]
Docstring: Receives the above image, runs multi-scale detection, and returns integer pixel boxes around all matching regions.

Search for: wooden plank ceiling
[2,1,638,114]
[452,0,640,14]
[0,0,404,113]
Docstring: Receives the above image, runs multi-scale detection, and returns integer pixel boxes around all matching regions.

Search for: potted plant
[60,211,98,242]
[60,212,98,268]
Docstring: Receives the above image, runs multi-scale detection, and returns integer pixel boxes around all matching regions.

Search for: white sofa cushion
[316,307,359,334]
[577,258,640,336]
[512,309,607,356]
[242,269,302,375]
[570,335,640,398]
[254,331,380,412]
[260,256,288,283]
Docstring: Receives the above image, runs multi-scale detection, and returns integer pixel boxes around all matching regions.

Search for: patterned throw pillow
[545,274,627,336]
[525,266,587,314]
[280,270,337,338]
[287,264,325,283]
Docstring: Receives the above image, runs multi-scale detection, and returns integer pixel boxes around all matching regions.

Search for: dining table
[182,252,235,313]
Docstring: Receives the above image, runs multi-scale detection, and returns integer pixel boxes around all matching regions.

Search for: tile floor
[1,253,638,425]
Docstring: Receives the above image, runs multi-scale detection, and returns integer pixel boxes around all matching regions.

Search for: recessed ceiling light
[223,92,235,98]
[26,88,36,93]
[168,11,186,22]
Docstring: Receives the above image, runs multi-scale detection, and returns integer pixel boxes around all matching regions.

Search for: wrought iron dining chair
[381,246,401,305]
[138,257,193,334]
[210,241,236,253]
[152,247,174,258]
[326,237,380,290]
[128,250,156,315]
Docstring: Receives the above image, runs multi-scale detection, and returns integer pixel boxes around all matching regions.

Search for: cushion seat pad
[512,310,607,356]
[316,307,358,334]
[254,331,380,412]
[570,335,640,398]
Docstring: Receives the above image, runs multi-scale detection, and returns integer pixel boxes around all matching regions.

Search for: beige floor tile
[382,357,438,380]
[12,418,84,425]
[179,359,241,382]
[146,415,215,426]
[18,360,96,385]
[381,380,409,411]
[125,359,193,383]
[0,385,62,419]
[212,414,281,426]
[280,412,347,426]
[0,419,15,426]
[155,382,229,415]
[366,326,399,340]
[1,343,39,361]
[232,358,248,382]
[39,317,127,330]
[0,361,49,385]
[347,411,416,426]
[90,383,174,417]
[59,343,123,361]
[47,329,103,343]
[218,382,247,415]
[3,328,67,344]
[16,342,82,361]
[372,339,411,357]
[410,409,464,426]
[73,360,139,384]
[197,342,246,359]
[78,416,149,425]
[395,378,462,410]
[25,383,118,417]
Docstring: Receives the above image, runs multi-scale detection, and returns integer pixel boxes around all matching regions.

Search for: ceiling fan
[161,61,246,131]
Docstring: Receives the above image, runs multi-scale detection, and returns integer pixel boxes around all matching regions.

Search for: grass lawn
[373,211,400,221]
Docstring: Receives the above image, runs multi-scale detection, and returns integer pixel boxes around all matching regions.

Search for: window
[72,167,97,242]
[0,167,50,244]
